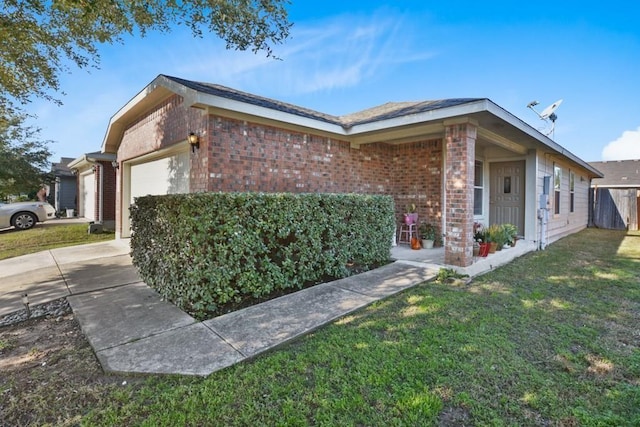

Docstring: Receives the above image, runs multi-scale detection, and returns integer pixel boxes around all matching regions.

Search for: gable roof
[51,157,76,177]
[162,75,481,129]
[589,160,640,187]
[100,74,602,178]
[339,99,482,128]
[68,151,116,170]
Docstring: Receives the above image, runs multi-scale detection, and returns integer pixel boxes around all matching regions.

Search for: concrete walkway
[0,239,535,376]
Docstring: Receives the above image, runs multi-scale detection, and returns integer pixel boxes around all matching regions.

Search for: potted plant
[495,224,511,250]
[403,203,418,225]
[474,222,489,257]
[502,223,518,247]
[419,222,437,249]
[485,224,501,253]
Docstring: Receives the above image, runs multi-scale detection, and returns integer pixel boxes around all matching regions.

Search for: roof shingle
[162,75,482,129]
[589,160,640,187]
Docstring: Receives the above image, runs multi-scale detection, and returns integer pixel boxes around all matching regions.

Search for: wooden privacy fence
[591,188,639,230]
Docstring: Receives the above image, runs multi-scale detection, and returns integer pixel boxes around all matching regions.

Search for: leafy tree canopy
[0,0,292,106]
[0,0,291,199]
[0,108,52,199]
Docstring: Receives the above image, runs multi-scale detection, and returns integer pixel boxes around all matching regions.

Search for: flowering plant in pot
[473,222,486,242]
[474,222,489,257]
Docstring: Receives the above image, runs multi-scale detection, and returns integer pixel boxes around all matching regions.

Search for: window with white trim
[569,170,575,213]
[554,164,561,215]
[473,160,483,216]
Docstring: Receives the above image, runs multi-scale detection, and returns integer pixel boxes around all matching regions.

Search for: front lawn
[0,223,114,260]
[83,228,639,426]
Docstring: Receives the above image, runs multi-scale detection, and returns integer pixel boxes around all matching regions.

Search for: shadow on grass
[78,229,640,426]
[311,228,640,425]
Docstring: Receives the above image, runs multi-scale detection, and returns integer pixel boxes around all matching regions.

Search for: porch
[390,239,537,278]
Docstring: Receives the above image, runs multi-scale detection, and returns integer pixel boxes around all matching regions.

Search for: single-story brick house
[100,74,602,267]
[589,159,639,230]
[67,151,117,229]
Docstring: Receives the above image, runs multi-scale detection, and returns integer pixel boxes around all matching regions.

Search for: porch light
[188,132,200,152]
[111,160,119,169]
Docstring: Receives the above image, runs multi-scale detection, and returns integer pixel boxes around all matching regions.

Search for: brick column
[444,121,477,267]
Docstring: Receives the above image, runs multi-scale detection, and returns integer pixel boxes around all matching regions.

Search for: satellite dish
[526,98,563,139]
[540,99,563,120]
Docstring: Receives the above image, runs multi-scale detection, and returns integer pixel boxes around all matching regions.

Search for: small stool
[398,223,417,245]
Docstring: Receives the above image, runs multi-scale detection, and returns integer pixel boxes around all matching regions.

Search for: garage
[130,150,190,202]
[121,147,190,237]
[81,171,96,221]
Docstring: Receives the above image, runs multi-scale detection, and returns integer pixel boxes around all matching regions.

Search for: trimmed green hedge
[130,192,395,319]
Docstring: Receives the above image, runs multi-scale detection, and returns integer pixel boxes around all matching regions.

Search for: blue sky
[30,1,640,164]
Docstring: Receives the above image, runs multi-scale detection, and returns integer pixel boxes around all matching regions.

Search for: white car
[0,201,57,230]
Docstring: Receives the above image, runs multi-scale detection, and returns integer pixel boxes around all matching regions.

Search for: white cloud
[602,127,640,160]
[173,10,436,97]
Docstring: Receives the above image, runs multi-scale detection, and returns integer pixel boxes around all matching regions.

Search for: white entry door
[490,160,525,235]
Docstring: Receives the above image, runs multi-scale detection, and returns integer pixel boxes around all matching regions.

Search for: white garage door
[81,172,96,221]
[130,151,190,203]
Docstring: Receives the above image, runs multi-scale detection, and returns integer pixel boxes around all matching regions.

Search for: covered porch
[391,239,537,277]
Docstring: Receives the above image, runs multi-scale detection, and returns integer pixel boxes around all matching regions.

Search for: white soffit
[192,91,346,136]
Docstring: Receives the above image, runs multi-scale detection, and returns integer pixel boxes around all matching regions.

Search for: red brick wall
[196,116,443,228]
[87,162,117,223]
[116,97,449,258]
[98,161,116,222]
[202,116,393,194]
[444,123,476,266]
[391,140,443,228]
[117,95,202,161]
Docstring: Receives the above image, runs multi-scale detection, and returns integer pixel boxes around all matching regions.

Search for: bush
[130,192,395,319]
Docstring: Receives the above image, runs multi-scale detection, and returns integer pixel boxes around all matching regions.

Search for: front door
[490,161,525,235]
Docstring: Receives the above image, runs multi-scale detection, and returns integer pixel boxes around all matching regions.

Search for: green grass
[0,223,114,260]
[82,228,640,426]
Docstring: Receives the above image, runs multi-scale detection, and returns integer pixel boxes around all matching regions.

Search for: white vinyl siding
[537,155,590,245]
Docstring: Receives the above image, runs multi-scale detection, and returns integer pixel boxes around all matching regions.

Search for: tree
[0,1,291,198]
[0,108,53,200]
[0,0,292,106]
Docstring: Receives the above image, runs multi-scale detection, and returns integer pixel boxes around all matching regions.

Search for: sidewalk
[0,239,534,376]
[0,239,137,317]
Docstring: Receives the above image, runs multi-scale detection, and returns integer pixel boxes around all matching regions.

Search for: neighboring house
[589,160,639,230]
[50,157,77,214]
[67,151,117,229]
[99,74,602,267]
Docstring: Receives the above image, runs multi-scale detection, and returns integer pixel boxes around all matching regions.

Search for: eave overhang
[100,75,602,179]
